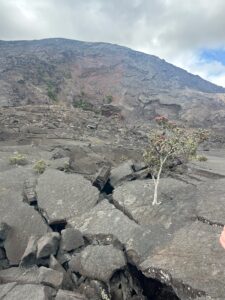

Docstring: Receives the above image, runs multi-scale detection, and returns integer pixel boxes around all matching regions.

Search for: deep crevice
[101,180,114,195]
[49,220,67,232]
[109,264,180,300]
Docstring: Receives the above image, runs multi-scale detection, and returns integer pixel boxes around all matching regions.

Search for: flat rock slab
[110,160,134,187]
[196,179,225,225]
[0,266,63,290]
[0,168,49,264]
[56,289,87,300]
[189,155,225,178]
[60,228,84,252]
[36,169,99,224]
[140,222,225,300]
[0,267,40,284]
[113,178,196,231]
[69,244,126,282]
[0,282,17,299]
[0,283,55,300]
[68,201,152,264]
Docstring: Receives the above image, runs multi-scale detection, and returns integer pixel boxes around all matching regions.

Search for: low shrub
[9,153,28,166]
[33,160,46,174]
[196,155,208,162]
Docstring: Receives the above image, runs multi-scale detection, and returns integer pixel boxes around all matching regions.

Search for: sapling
[143,116,208,205]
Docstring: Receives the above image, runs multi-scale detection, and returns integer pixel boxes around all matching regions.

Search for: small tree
[143,116,209,205]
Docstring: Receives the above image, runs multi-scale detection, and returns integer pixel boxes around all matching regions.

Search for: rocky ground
[1,105,225,300]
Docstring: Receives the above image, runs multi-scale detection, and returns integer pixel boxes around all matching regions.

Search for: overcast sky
[1,0,225,87]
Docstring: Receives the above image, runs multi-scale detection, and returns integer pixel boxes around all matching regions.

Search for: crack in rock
[196,216,224,228]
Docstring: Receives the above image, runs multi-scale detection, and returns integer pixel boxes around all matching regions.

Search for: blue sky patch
[200,48,225,65]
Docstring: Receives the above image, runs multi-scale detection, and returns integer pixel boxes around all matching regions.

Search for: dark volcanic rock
[37,232,60,259]
[60,228,84,252]
[0,222,10,241]
[0,282,17,299]
[0,191,49,264]
[113,178,196,229]
[0,266,62,290]
[0,167,49,264]
[110,160,135,187]
[68,201,152,264]
[49,255,74,290]
[69,245,126,282]
[56,289,87,300]
[140,222,225,300]
[0,267,40,284]
[36,169,99,224]
[23,177,37,205]
[38,266,64,289]
[20,235,38,267]
[0,283,55,300]
[196,179,225,225]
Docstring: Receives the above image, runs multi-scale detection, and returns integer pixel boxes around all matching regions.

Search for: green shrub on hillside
[9,153,28,166]
[196,155,208,162]
[33,160,46,174]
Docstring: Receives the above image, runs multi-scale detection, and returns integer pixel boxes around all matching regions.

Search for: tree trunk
[152,162,163,205]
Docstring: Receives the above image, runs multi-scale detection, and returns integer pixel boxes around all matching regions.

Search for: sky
[1,0,225,87]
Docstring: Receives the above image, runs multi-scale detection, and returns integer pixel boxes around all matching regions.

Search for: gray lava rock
[23,177,37,205]
[113,178,195,231]
[50,157,69,171]
[0,267,40,284]
[49,255,74,290]
[20,235,38,267]
[69,146,104,175]
[68,201,152,264]
[196,179,225,225]
[36,169,99,224]
[38,266,64,289]
[69,244,126,282]
[56,289,87,300]
[0,282,17,299]
[140,222,225,300]
[0,222,10,241]
[51,148,70,160]
[110,160,135,187]
[37,232,60,259]
[0,168,49,264]
[0,283,55,300]
[0,259,9,270]
[0,248,6,260]
[61,228,84,252]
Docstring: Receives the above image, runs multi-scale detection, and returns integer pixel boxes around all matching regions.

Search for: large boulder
[69,245,126,282]
[0,267,40,284]
[196,179,225,225]
[20,235,38,267]
[49,255,74,290]
[38,266,64,289]
[60,228,84,252]
[109,160,135,187]
[0,168,49,264]
[113,178,196,229]
[0,283,55,300]
[68,201,152,264]
[0,266,63,290]
[37,232,60,259]
[56,289,87,300]
[140,222,225,300]
[36,169,99,224]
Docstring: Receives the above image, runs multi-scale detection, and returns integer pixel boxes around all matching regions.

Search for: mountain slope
[1,38,225,128]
